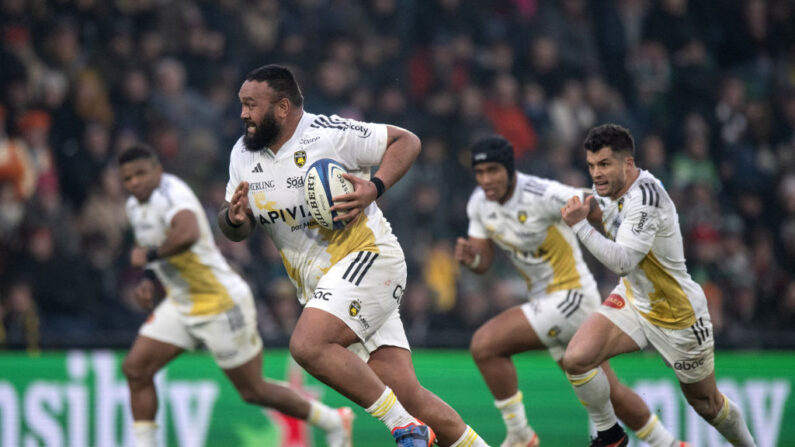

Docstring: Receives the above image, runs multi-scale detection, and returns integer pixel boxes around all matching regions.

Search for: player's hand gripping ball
[304,158,354,230]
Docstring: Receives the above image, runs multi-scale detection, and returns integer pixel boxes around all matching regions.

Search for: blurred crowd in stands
[2,0,795,351]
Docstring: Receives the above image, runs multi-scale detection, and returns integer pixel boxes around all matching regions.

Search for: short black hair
[245,64,304,108]
[118,144,159,165]
[584,124,635,157]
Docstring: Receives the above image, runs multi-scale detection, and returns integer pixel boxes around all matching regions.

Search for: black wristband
[371,176,386,199]
[143,269,158,282]
[225,209,244,228]
[146,248,160,263]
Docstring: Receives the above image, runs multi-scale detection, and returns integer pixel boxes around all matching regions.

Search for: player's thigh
[646,313,715,385]
[127,299,194,375]
[524,287,601,361]
[124,335,184,378]
[193,294,264,370]
[471,305,545,358]
[566,294,642,369]
[305,249,407,348]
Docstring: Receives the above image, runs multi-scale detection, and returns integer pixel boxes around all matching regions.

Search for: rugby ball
[304,158,354,230]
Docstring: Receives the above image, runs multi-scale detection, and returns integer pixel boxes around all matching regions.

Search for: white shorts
[521,286,600,361]
[597,288,715,384]
[304,248,410,361]
[140,293,263,369]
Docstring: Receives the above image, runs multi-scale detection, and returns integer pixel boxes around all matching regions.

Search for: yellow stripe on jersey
[541,226,582,294]
[280,250,303,296]
[636,251,696,329]
[167,251,235,316]
[623,278,634,302]
[319,214,378,274]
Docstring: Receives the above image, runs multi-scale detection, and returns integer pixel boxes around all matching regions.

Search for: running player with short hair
[560,124,756,447]
[457,135,686,447]
[120,144,352,447]
[219,64,488,447]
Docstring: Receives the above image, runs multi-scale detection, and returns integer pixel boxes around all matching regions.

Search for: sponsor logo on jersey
[518,210,527,223]
[348,123,372,138]
[299,136,320,145]
[673,357,705,371]
[257,204,312,225]
[487,212,497,219]
[349,300,361,317]
[251,162,264,173]
[604,294,625,309]
[286,176,305,189]
[392,284,404,304]
[294,150,307,167]
[632,211,648,234]
[312,289,332,301]
[249,180,275,191]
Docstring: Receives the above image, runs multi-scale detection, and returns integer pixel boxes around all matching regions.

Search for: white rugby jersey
[127,173,250,319]
[467,173,598,299]
[225,112,401,304]
[595,169,707,329]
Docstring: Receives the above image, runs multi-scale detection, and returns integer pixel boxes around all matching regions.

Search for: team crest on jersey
[349,300,362,317]
[518,210,528,223]
[618,198,624,212]
[294,150,307,167]
[548,326,560,337]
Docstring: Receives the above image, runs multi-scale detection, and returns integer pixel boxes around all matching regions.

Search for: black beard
[243,113,280,151]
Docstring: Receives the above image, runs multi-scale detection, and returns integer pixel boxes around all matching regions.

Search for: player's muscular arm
[373,125,421,191]
[218,181,255,242]
[130,210,200,267]
[455,237,495,274]
[562,196,646,275]
[334,125,421,222]
[159,210,200,256]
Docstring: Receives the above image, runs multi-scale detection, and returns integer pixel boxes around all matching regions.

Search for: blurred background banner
[1,350,792,447]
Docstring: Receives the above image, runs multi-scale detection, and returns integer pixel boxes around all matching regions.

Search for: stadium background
[1,0,794,445]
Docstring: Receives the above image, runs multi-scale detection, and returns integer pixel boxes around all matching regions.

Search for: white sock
[494,390,532,435]
[308,400,342,431]
[450,425,490,447]
[567,368,617,431]
[709,394,757,447]
[133,421,158,447]
[365,387,415,431]
[635,414,676,447]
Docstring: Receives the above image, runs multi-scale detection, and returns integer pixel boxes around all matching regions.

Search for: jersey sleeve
[466,191,488,239]
[615,184,661,254]
[541,180,587,220]
[320,115,389,168]
[225,142,243,203]
[160,179,199,224]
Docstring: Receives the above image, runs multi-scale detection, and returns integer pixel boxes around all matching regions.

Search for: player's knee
[685,390,723,421]
[288,334,317,369]
[121,356,149,383]
[561,344,593,375]
[237,387,262,406]
[469,327,493,363]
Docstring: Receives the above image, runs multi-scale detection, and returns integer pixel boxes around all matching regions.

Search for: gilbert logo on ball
[304,158,354,230]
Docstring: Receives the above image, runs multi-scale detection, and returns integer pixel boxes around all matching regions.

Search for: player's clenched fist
[228,181,250,225]
[455,237,475,265]
[561,195,593,227]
